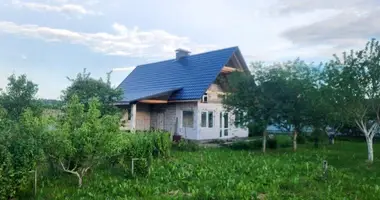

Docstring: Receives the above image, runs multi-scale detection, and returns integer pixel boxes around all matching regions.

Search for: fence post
[322,160,328,179]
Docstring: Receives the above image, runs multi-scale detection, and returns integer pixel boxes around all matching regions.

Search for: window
[234,112,244,128]
[224,113,229,128]
[202,93,208,103]
[182,111,194,128]
[201,112,207,127]
[201,111,214,128]
[208,111,214,128]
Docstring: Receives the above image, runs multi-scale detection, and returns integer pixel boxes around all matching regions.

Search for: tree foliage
[62,69,123,116]
[0,75,47,199]
[0,108,47,199]
[224,59,321,151]
[0,74,41,120]
[46,95,120,187]
[325,39,380,163]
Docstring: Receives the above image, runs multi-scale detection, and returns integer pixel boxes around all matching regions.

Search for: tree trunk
[355,120,377,164]
[78,175,83,188]
[366,136,374,163]
[293,130,298,151]
[262,131,267,153]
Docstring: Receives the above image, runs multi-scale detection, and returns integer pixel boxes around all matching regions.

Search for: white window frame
[201,111,207,128]
[200,110,214,128]
[182,110,194,128]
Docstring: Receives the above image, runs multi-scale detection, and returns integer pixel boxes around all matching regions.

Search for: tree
[0,74,41,120]
[325,39,380,163]
[38,98,63,109]
[306,75,346,145]
[0,108,47,199]
[46,96,120,187]
[0,74,47,198]
[261,59,317,151]
[224,63,281,153]
[62,69,123,116]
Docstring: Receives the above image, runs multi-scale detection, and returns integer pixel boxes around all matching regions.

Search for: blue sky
[0,0,378,99]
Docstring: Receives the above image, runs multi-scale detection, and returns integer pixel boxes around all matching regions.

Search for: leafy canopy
[62,69,123,116]
[0,74,41,120]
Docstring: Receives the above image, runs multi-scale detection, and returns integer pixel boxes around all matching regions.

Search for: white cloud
[277,0,380,57]
[0,21,215,58]
[11,0,102,16]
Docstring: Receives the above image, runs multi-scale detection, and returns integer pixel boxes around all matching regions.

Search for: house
[116,47,249,140]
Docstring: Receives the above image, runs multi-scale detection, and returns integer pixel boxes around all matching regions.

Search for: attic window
[202,93,208,103]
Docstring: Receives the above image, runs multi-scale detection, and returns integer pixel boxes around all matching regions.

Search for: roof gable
[118,46,245,103]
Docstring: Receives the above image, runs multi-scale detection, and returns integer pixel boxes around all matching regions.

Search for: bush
[110,131,172,177]
[208,139,226,144]
[229,139,263,150]
[0,109,47,200]
[252,140,263,149]
[229,141,251,150]
[172,139,200,152]
[267,138,278,149]
[277,135,292,148]
[0,144,15,200]
[248,122,266,137]
[296,134,307,144]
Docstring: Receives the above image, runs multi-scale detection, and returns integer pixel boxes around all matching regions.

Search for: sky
[0,0,379,99]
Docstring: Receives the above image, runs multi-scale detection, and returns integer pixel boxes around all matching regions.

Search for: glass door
[220,112,229,137]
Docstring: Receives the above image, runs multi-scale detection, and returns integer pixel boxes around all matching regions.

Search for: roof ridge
[136,46,238,68]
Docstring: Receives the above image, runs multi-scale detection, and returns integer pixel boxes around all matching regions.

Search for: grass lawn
[25,141,380,200]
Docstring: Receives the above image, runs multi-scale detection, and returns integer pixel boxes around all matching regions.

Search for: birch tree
[325,39,380,163]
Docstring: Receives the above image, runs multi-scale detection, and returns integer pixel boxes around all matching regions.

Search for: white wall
[121,101,247,140]
[198,102,248,140]
[176,102,198,140]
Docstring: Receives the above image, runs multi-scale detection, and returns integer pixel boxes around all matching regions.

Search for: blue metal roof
[118,46,239,103]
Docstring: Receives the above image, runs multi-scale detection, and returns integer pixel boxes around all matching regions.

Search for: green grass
[23,141,380,199]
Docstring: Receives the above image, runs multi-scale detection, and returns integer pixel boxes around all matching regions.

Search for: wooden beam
[233,53,244,71]
[168,100,198,103]
[206,90,226,95]
[221,66,243,73]
[139,99,168,104]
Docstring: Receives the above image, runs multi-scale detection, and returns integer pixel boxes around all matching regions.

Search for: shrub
[151,131,172,157]
[267,138,278,149]
[248,122,266,137]
[208,139,226,144]
[277,135,292,148]
[45,96,121,187]
[0,144,14,200]
[109,131,172,177]
[296,134,307,144]
[229,141,251,150]
[0,109,47,200]
[229,139,263,150]
[172,139,200,152]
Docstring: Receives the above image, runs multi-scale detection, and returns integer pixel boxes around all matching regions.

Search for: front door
[157,112,164,130]
[220,112,229,138]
